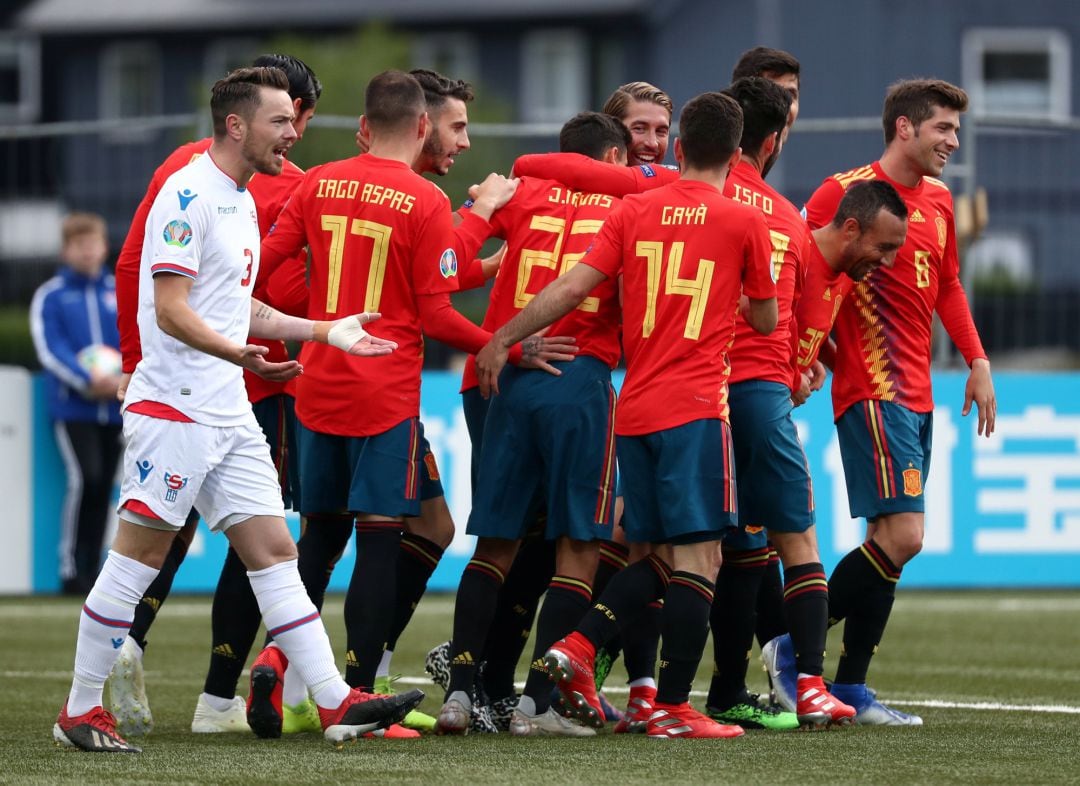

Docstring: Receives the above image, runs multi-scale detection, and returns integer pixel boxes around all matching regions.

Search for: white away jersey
[124,152,261,426]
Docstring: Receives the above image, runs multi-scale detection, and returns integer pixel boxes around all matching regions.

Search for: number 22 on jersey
[321,214,393,313]
[636,240,715,340]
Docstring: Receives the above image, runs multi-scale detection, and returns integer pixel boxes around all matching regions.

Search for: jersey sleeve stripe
[150,262,198,278]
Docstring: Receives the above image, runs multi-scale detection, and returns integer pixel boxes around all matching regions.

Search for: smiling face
[843,209,908,281]
[906,104,960,178]
[621,99,671,166]
[418,98,470,176]
[240,86,298,176]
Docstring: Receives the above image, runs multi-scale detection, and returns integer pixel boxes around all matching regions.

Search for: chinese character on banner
[974,406,1080,553]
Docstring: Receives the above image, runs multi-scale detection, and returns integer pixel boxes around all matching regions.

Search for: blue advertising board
[30,371,1080,592]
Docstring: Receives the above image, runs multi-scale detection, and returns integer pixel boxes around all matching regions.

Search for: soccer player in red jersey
[435,112,628,737]
[695,76,854,731]
[258,71,572,736]
[764,79,996,726]
[794,181,909,374]
[105,54,325,738]
[270,68,521,734]
[476,92,778,739]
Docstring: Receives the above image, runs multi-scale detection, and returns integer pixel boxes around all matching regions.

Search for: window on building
[0,35,40,123]
[963,29,1071,120]
[100,43,162,121]
[520,29,587,124]
[413,33,479,84]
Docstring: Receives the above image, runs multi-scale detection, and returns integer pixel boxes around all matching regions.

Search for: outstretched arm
[476,263,607,397]
[249,299,397,356]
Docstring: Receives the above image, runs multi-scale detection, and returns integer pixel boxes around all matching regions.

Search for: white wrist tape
[327,316,370,351]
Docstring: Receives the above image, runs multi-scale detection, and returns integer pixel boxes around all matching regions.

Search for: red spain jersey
[793,231,853,371]
[582,179,775,435]
[114,137,299,402]
[261,154,458,437]
[459,178,622,392]
[804,161,986,417]
[724,160,807,390]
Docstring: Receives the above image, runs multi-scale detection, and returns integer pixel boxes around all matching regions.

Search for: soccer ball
[76,344,123,377]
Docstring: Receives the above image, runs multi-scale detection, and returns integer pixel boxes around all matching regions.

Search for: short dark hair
[252,54,321,112]
[364,70,426,132]
[602,81,673,121]
[559,111,632,160]
[732,47,801,84]
[677,92,743,170]
[210,66,290,138]
[722,77,791,157]
[883,78,969,144]
[410,68,475,115]
[832,180,909,230]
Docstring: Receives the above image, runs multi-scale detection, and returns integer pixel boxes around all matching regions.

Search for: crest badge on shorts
[902,467,923,497]
[424,452,441,482]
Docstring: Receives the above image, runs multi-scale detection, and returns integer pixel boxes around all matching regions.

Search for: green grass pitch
[3,591,1078,784]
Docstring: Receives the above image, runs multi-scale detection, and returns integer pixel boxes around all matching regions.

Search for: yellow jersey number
[321,215,393,313]
[514,215,602,313]
[636,240,715,340]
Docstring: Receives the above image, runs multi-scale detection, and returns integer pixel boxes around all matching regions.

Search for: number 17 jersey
[261,154,458,437]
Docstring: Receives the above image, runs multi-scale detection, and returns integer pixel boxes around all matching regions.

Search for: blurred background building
[1,0,1078,367]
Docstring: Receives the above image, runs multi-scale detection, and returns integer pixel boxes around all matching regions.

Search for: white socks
[68,551,159,716]
[247,560,349,710]
[629,677,657,689]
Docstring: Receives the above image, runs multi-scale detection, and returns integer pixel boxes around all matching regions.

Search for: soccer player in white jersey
[52,66,421,753]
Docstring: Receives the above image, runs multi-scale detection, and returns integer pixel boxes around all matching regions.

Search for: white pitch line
[388,677,1080,715]
[6,670,1077,716]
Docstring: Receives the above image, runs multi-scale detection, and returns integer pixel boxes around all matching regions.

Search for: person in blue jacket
[30,212,123,595]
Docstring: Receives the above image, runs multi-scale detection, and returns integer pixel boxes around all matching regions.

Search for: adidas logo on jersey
[909,209,925,223]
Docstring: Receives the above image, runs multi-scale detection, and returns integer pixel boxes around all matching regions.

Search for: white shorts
[117,413,286,532]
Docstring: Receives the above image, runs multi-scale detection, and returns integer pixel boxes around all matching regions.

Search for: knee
[472,538,517,575]
[411,498,455,549]
[873,513,923,566]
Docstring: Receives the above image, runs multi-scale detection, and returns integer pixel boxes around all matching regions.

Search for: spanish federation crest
[902,467,923,497]
[935,216,948,252]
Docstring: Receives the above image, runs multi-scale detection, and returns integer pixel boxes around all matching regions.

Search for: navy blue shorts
[728,380,815,536]
[252,393,298,511]
[298,417,441,517]
[467,358,616,542]
[461,386,489,492]
[618,418,737,546]
[837,400,932,520]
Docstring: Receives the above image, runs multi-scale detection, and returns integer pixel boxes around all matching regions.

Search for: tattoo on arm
[254,304,273,321]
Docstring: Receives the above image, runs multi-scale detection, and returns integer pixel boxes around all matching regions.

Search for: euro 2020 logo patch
[163,220,193,248]
[439,248,458,279]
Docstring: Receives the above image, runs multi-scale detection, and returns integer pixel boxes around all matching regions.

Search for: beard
[761,147,781,179]
[421,134,450,176]
[244,136,283,176]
